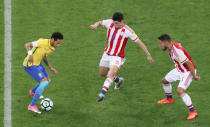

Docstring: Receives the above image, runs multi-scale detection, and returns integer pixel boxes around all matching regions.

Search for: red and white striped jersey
[169,42,196,73]
[101,19,139,57]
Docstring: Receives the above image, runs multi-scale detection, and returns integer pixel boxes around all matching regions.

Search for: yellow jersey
[23,38,55,67]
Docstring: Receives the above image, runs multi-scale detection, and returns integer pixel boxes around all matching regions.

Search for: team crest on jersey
[178,57,183,62]
[38,73,43,78]
[132,33,137,38]
[111,34,116,40]
[120,29,125,36]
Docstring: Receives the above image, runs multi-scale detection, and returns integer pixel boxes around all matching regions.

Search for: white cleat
[114,77,124,90]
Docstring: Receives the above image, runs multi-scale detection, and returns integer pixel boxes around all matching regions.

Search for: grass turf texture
[11,0,210,127]
[0,0,4,126]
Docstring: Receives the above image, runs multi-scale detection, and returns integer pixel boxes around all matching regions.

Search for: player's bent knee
[107,72,116,80]
[107,66,118,80]
[162,78,169,84]
[99,72,107,77]
[46,76,50,81]
[177,87,185,95]
[40,77,48,82]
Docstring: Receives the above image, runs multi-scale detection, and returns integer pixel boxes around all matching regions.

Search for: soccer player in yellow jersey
[23,32,63,114]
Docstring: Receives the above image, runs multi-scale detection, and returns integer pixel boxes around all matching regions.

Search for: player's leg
[113,57,125,90]
[99,66,109,77]
[25,64,49,114]
[99,66,123,89]
[99,53,122,83]
[24,66,40,95]
[30,83,40,95]
[28,64,50,96]
[29,76,49,98]
[30,64,50,104]
[157,69,180,104]
[37,64,50,99]
[30,78,49,106]
[28,77,49,114]
[177,72,198,120]
[40,64,51,83]
[98,65,119,102]
[98,56,125,102]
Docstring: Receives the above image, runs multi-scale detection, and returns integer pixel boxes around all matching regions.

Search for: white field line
[4,0,12,126]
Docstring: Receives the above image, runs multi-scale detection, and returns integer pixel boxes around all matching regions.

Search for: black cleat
[97,94,105,102]
[114,77,124,90]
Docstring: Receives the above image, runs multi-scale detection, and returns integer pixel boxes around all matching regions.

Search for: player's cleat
[29,90,44,99]
[29,90,35,95]
[157,98,174,104]
[97,93,105,102]
[187,111,198,120]
[28,105,41,114]
[114,77,124,90]
[39,95,44,99]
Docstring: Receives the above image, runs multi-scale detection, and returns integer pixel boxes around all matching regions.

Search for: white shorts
[165,68,195,90]
[99,52,126,68]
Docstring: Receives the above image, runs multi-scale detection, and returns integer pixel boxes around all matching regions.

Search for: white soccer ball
[40,98,53,111]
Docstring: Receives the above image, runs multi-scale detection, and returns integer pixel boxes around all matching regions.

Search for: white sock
[163,84,172,93]
[180,93,195,111]
[180,93,192,106]
[101,78,113,95]
[163,84,173,98]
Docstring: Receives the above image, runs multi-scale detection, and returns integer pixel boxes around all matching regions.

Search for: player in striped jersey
[90,12,154,102]
[157,34,200,120]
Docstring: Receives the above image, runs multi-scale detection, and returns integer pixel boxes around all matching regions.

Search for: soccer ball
[40,98,53,111]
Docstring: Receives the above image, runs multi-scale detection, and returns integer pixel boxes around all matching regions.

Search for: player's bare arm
[24,42,34,64]
[89,21,102,30]
[184,61,200,80]
[135,39,154,64]
[43,56,57,74]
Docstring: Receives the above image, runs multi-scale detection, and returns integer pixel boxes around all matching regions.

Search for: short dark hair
[112,12,124,22]
[51,32,63,41]
[158,34,171,42]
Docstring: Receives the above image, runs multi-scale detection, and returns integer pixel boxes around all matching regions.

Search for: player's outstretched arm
[24,42,34,64]
[89,21,102,30]
[43,56,57,74]
[184,61,200,80]
[135,39,154,64]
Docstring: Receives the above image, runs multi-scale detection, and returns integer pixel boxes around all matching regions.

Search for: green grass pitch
[1,0,210,126]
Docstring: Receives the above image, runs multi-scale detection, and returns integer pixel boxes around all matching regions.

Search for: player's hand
[147,55,154,64]
[28,55,33,64]
[90,24,98,30]
[50,67,57,74]
[193,75,200,80]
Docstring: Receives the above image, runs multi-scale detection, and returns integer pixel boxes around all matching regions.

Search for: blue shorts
[24,64,48,82]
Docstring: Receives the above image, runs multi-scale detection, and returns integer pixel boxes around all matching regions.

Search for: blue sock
[101,89,107,94]
[114,76,119,83]
[30,81,49,106]
[166,95,173,99]
[165,93,172,99]
[32,83,40,93]
[101,86,108,95]
[188,104,195,112]
[189,107,195,112]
